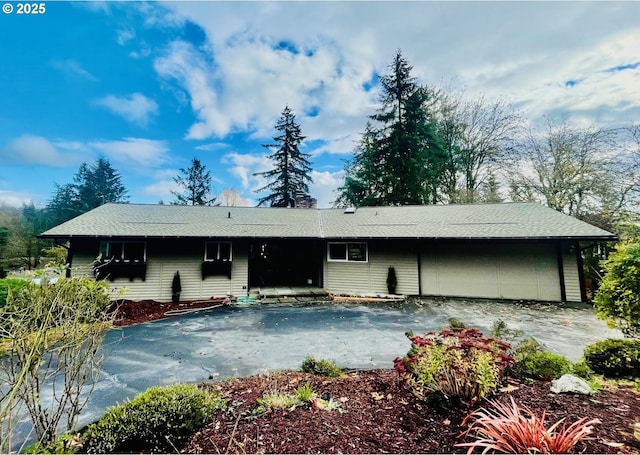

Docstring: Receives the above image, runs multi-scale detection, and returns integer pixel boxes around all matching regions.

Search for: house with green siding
[39,202,616,303]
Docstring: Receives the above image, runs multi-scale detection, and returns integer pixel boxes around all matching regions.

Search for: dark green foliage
[447,317,466,329]
[301,356,343,377]
[386,266,397,294]
[0,278,28,308]
[171,157,217,206]
[584,338,640,378]
[594,240,640,339]
[513,338,566,379]
[394,328,513,406]
[337,51,445,207]
[490,319,524,342]
[570,358,594,380]
[254,106,313,207]
[82,384,225,454]
[47,157,128,225]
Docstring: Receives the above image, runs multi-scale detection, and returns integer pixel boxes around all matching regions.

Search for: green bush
[394,328,513,406]
[0,277,28,308]
[594,240,640,339]
[584,338,640,378]
[513,338,572,380]
[82,384,225,454]
[301,356,343,377]
[570,358,594,380]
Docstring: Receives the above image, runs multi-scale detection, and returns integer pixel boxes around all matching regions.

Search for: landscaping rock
[550,374,594,395]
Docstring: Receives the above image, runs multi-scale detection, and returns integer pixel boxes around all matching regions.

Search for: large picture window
[95,241,147,281]
[205,241,232,261]
[327,242,368,262]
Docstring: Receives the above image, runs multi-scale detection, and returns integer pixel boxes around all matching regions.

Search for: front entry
[248,240,322,287]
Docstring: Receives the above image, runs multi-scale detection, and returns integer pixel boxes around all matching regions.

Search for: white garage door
[420,243,561,302]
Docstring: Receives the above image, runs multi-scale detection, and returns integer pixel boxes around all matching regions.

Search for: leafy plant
[584,338,640,378]
[394,328,513,406]
[593,239,640,339]
[23,433,82,454]
[82,384,225,454]
[570,358,594,380]
[0,277,27,308]
[0,278,115,451]
[457,397,600,454]
[301,356,343,377]
[256,391,301,412]
[513,338,572,380]
[447,317,466,329]
[295,381,316,402]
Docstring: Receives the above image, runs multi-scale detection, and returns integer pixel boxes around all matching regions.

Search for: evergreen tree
[338,50,445,206]
[254,106,313,207]
[171,157,217,206]
[47,157,128,225]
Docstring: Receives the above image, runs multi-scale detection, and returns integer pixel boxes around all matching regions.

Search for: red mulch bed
[113,301,640,454]
[112,299,231,326]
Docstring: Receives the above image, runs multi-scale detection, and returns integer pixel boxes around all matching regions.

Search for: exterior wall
[324,240,419,295]
[69,238,248,302]
[563,246,582,302]
[420,242,564,302]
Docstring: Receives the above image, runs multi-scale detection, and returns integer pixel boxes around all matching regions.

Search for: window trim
[204,241,233,262]
[101,240,147,263]
[327,242,368,262]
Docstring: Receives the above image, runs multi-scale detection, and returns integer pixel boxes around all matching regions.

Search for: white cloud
[159,1,640,136]
[195,142,231,152]
[0,190,35,208]
[94,93,159,126]
[50,59,97,81]
[88,137,170,168]
[310,170,344,208]
[0,135,86,167]
[116,27,136,45]
[221,152,272,192]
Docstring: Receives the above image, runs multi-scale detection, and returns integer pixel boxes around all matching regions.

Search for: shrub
[570,358,594,380]
[513,339,572,380]
[584,338,640,378]
[82,384,225,454]
[394,328,513,406]
[0,277,27,308]
[457,396,600,454]
[301,356,343,377]
[593,240,640,339]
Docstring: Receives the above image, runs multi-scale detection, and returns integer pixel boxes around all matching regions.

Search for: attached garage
[420,242,565,301]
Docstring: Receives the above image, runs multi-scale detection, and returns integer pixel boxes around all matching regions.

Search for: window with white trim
[100,241,146,262]
[205,241,232,261]
[327,242,368,262]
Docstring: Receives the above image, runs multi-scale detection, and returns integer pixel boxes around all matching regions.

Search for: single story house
[39,202,616,303]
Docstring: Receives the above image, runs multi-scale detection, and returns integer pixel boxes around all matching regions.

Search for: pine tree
[337,50,445,207]
[254,106,313,207]
[47,157,128,224]
[171,157,217,206]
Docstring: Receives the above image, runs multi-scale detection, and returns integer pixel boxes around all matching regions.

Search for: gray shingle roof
[40,202,616,241]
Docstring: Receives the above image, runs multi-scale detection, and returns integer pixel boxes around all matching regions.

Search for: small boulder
[550,374,594,395]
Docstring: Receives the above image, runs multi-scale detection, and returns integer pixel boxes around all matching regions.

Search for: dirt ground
[114,300,640,454]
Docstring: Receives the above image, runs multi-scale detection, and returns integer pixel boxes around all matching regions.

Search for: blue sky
[1,1,639,209]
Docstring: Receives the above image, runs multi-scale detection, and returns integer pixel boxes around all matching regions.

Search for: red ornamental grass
[457,397,600,454]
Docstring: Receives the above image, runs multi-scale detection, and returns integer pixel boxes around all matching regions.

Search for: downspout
[556,241,566,303]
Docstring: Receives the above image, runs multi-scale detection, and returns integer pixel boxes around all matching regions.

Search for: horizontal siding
[563,251,581,302]
[70,239,248,302]
[325,241,419,295]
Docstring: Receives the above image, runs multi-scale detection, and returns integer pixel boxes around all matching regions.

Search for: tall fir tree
[171,157,217,206]
[338,50,445,207]
[254,106,313,207]
[47,157,128,225]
